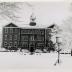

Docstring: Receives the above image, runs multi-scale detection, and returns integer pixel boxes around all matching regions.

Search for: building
[2,23,20,50]
[2,14,56,52]
[2,22,54,52]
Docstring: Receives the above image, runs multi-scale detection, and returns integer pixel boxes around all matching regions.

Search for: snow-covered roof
[4,22,59,29]
[4,22,48,29]
[4,22,18,27]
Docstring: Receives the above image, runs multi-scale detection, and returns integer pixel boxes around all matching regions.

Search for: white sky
[0,2,71,28]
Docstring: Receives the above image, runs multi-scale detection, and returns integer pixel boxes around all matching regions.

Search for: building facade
[2,23,20,50]
[2,22,55,52]
[20,28,45,51]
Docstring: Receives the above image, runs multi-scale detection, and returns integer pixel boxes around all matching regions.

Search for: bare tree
[60,3,72,53]
[0,2,23,22]
[0,2,35,23]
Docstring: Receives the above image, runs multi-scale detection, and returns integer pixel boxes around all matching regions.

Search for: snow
[35,49,43,53]
[0,52,71,71]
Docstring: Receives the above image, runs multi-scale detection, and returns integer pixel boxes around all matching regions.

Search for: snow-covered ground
[0,52,72,71]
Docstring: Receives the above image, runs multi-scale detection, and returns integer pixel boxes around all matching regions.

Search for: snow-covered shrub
[35,49,43,53]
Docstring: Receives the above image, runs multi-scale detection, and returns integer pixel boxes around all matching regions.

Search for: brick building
[2,14,56,52]
[2,22,54,52]
[2,23,20,50]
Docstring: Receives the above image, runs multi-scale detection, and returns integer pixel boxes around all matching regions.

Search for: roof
[4,23,18,27]
[4,22,59,29]
[48,24,56,28]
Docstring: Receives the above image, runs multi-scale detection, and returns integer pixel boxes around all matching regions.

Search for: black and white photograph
[0,1,72,72]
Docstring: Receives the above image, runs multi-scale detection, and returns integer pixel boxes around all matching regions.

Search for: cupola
[29,13,36,26]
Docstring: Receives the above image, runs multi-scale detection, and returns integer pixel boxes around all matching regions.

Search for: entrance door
[29,43,35,52]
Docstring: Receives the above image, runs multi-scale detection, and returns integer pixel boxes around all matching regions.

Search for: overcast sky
[0,2,71,28]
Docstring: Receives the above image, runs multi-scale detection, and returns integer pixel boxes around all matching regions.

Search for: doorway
[29,43,35,52]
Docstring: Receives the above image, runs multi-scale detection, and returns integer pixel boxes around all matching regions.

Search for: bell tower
[29,13,36,26]
[25,2,36,26]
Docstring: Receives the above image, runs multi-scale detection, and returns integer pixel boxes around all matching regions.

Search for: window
[21,36,28,41]
[41,30,44,35]
[21,29,29,34]
[37,35,44,41]
[22,42,28,48]
[9,35,12,40]
[14,35,17,40]
[4,35,8,40]
[9,42,12,47]
[37,43,44,47]
[15,29,17,33]
[30,36,34,41]
[4,28,8,33]
[4,42,7,46]
[9,28,13,33]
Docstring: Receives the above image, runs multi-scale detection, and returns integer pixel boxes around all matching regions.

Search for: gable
[5,23,18,27]
[48,24,55,28]
[48,24,59,29]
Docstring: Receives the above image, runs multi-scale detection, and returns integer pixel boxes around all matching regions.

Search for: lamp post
[54,36,62,65]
